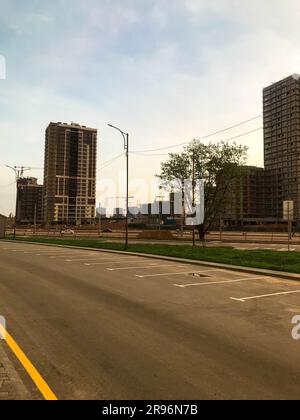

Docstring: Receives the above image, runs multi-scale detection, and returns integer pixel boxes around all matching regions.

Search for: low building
[136,193,182,227]
[113,208,125,218]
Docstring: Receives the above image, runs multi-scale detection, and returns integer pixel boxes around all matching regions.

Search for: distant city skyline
[2,1,300,215]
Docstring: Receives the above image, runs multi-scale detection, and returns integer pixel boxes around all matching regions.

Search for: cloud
[1,0,300,214]
[29,13,54,24]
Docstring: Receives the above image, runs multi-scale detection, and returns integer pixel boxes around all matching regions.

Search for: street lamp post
[108,124,129,250]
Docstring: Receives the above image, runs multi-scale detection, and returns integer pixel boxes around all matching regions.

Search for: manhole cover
[187,273,210,278]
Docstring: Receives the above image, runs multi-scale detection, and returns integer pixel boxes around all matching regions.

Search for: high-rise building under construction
[263,74,300,221]
[15,177,43,225]
[43,122,97,225]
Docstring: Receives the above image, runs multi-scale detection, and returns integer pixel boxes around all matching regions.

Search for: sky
[1,0,300,215]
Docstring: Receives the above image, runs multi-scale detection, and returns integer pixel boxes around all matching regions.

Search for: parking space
[1,240,300,400]
[1,242,300,309]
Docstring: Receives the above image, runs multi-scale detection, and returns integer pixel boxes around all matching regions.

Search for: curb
[1,239,299,282]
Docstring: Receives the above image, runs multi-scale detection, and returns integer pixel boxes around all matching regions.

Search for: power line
[132,114,262,153]
[100,152,125,169]
[98,152,125,171]
[130,152,170,157]
[218,127,263,143]
[131,127,263,157]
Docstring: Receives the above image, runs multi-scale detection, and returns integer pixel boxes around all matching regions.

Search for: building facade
[113,208,125,218]
[223,166,269,226]
[16,178,43,225]
[263,74,300,221]
[43,122,97,225]
[225,74,300,226]
[0,214,6,238]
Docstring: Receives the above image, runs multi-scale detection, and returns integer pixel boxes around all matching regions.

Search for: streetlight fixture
[107,124,129,249]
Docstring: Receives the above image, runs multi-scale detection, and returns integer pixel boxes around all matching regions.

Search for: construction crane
[5,165,42,181]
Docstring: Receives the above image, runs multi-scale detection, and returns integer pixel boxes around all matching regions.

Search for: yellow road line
[0,324,57,400]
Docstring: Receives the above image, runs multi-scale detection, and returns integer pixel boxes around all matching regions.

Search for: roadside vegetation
[5,236,300,274]
[157,140,248,240]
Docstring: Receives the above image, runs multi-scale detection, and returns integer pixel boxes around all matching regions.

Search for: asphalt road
[1,240,300,400]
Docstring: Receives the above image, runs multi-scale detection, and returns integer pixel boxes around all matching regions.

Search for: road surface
[0,240,300,400]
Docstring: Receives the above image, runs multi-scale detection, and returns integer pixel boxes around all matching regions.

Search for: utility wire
[218,127,263,143]
[132,114,262,153]
[98,152,125,171]
[130,152,170,157]
[131,127,263,157]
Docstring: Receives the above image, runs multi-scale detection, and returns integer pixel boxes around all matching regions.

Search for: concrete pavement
[0,337,32,400]
[1,240,300,399]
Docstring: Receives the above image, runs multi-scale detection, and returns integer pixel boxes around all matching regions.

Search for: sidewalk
[0,342,30,400]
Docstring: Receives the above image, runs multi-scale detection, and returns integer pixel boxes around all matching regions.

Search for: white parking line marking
[48,253,95,259]
[45,251,92,254]
[23,250,84,256]
[21,249,50,253]
[66,257,121,262]
[65,254,111,263]
[8,249,24,252]
[136,269,219,278]
[27,252,78,256]
[3,248,49,252]
[85,259,146,266]
[44,254,89,258]
[107,264,172,271]
[11,249,34,252]
[174,276,271,288]
[230,289,300,302]
[24,250,76,254]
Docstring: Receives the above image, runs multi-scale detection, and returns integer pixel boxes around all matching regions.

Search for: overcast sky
[1,0,300,215]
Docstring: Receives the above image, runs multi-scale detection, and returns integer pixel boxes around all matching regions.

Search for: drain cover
[187,273,210,278]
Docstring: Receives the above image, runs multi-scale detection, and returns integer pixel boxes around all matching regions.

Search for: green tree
[157,140,248,240]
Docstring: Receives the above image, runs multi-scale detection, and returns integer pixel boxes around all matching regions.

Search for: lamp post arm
[108,124,128,150]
